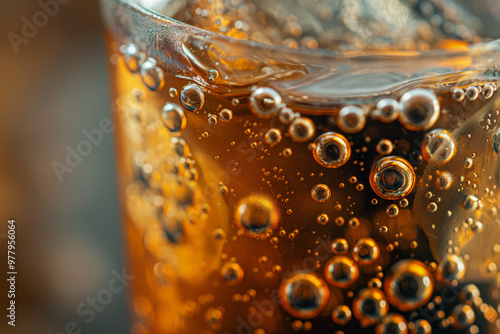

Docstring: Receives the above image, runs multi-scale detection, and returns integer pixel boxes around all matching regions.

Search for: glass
[101,0,500,333]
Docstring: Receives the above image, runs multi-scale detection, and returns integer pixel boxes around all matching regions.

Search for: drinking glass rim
[117,0,500,61]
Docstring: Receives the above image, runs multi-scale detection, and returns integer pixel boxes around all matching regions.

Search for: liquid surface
[104,0,500,333]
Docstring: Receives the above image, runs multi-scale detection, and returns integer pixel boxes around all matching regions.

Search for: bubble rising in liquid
[399,89,440,131]
[353,288,389,326]
[337,106,366,133]
[140,58,165,91]
[180,84,205,112]
[235,195,280,235]
[435,254,466,283]
[421,129,456,164]
[370,156,416,200]
[279,271,329,319]
[311,184,331,203]
[265,128,282,144]
[375,313,408,334]
[384,259,434,311]
[324,255,359,288]
[352,238,380,265]
[249,87,282,119]
[375,98,401,123]
[162,103,187,133]
[220,262,244,286]
[332,304,352,325]
[289,117,316,142]
[312,132,351,168]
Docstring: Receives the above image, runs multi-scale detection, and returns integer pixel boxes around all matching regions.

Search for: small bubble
[435,171,454,190]
[140,58,165,91]
[436,254,466,283]
[427,202,438,212]
[466,86,479,100]
[421,129,456,164]
[375,98,400,123]
[412,319,432,334]
[169,87,178,98]
[279,272,329,319]
[386,204,399,217]
[311,184,331,202]
[249,87,282,118]
[399,198,409,207]
[313,132,351,168]
[278,107,296,124]
[219,108,233,121]
[324,256,359,288]
[201,132,209,138]
[265,128,282,145]
[380,226,388,233]
[121,44,145,73]
[356,184,364,191]
[317,213,329,225]
[376,139,395,155]
[464,157,473,169]
[353,288,389,326]
[289,117,315,142]
[180,84,205,111]
[208,114,217,126]
[450,304,475,329]
[370,156,416,200]
[331,238,349,254]
[220,262,244,285]
[334,217,345,226]
[162,103,187,132]
[348,217,360,229]
[338,106,366,133]
[332,305,352,325]
[352,238,380,265]
[212,228,226,240]
[452,88,465,101]
[376,314,408,334]
[283,148,293,157]
[235,195,280,235]
[462,195,479,210]
[399,89,440,131]
[482,84,494,99]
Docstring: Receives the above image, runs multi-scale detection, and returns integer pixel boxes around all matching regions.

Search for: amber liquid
[105,5,500,333]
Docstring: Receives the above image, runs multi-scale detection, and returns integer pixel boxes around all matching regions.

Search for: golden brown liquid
[105,1,500,333]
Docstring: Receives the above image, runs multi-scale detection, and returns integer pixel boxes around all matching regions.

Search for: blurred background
[0,0,127,333]
[0,0,499,334]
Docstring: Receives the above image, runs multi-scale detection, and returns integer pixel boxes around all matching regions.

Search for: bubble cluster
[279,272,329,319]
[249,87,282,118]
[324,255,359,288]
[399,89,440,131]
[337,106,366,133]
[421,129,456,164]
[370,156,416,200]
[384,260,434,311]
[312,132,351,168]
[180,84,205,112]
[235,195,280,235]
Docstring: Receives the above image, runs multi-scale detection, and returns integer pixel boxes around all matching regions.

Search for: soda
[103,0,500,333]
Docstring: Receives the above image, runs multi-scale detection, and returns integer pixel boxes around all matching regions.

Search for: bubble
[219,108,233,121]
[338,106,366,133]
[160,214,184,244]
[369,278,383,289]
[370,156,416,200]
[249,87,282,118]
[283,148,293,157]
[462,195,479,210]
[311,184,331,203]
[331,238,349,254]
[450,304,475,329]
[162,103,187,133]
[482,84,494,99]
[376,314,408,334]
[386,204,400,218]
[220,262,244,286]
[435,254,466,283]
[399,89,440,131]
[278,107,296,124]
[353,288,389,326]
[460,284,480,303]
[376,139,395,155]
[376,99,401,123]
[169,87,178,98]
[384,260,434,312]
[121,44,145,73]
[380,226,388,233]
[349,217,360,229]
[435,171,454,190]
[352,238,380,265]
[265,129,282,145]
[313,132,351,168]
[289,117,315,142]
[316,213,329,225]
[180,84,205,112]
[332,305,352,325]
[279,272,329,319]
[171,137,189,157]
[421,129,456,164]
[409,319,432,334]
[452,88,465,102]
[235,195,280,235]
[324,255,359,288]
[140,58,165,91]
[466,86,479,100]
[399,198,409,207]
[208,115,217,125]
[493,129,500,153]
[427,202,437,213]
